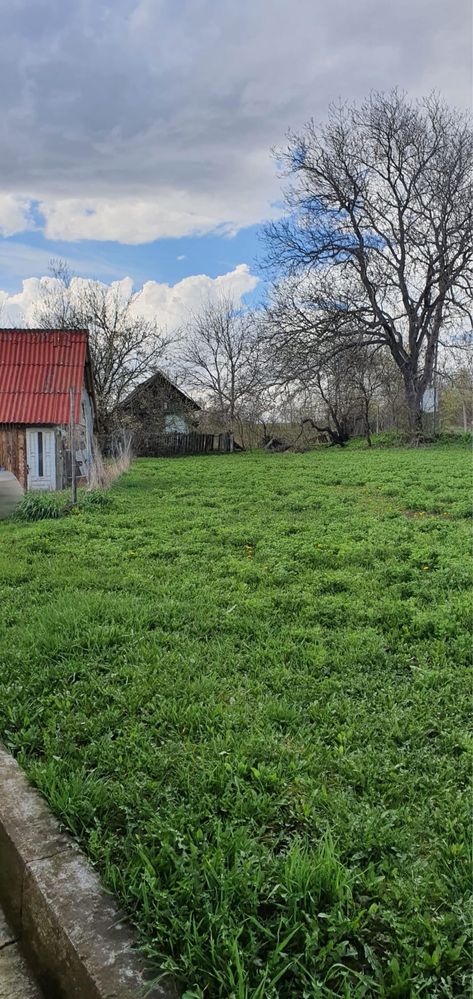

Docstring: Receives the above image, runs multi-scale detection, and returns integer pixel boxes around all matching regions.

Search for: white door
[26,429,56,491]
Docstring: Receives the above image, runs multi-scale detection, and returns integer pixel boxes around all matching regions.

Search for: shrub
[435,429,472,446]
[13,488,113,522]
[13,492,67,521]
[77,490,112,510]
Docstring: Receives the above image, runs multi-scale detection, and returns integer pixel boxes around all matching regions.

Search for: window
[37,431,44,477]
[165,414,187,433]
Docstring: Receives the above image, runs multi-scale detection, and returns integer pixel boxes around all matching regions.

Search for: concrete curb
[0,747,178,998]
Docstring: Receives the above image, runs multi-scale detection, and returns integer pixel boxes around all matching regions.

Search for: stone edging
[0,746,178,998]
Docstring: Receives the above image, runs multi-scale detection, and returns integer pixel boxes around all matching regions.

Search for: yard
[0,444,471,997]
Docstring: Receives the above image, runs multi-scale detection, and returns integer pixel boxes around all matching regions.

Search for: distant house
[118,370,200,453]
[0,329,97,491]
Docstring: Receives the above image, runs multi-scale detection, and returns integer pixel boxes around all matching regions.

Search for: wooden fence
[135,431,233,457]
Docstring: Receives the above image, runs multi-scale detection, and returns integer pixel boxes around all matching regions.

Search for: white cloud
[0,264,259,330]
[0,277,48,326]
[137,264,259,330]
[38,176,275,242]
[0,0,470,244]
[0,195,32,237]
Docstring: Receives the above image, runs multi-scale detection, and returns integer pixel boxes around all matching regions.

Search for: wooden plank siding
[136,431,232,457]
[0,425,27,488]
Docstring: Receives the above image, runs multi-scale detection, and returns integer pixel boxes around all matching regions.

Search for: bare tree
[291,347,384,446]
[34,261,171,434]
[437,335,473,431]
[179,296,264,443]
[347,348,391,445]
[264,91,473,436]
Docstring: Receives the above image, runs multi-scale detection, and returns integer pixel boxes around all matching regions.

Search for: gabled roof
[120,369,200,411]
[0,329,90,425]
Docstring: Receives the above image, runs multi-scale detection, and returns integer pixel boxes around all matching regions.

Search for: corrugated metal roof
[0,330,88,425]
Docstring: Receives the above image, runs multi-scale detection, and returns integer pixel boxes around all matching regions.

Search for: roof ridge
[0,328,88,337]
[120,368,200,410]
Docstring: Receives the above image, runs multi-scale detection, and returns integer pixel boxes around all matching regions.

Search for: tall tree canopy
[265,91,473,434]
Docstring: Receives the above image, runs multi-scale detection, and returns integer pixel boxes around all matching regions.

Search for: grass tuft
[13,491,66,520]
[12,487,114,522]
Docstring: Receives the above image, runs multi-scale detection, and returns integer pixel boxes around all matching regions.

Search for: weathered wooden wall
[120,376,198,439]
[0,419,92,491]
[0,425,27,487]
[136,431,232,457]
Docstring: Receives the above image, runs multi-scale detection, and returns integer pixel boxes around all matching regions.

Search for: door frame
[26,427,57,491]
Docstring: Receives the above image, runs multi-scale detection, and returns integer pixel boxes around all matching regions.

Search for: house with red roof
[0,330,97,491]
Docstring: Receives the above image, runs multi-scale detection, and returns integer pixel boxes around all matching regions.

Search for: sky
[0,0,471,329]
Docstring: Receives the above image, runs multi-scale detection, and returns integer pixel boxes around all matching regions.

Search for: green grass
[12,487,113,520]
[0,446,471,997]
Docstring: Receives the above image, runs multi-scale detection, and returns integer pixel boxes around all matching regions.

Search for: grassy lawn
[0,445,471,997]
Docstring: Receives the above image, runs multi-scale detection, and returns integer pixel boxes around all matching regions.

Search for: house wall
[56,428,66,489]
[0,425,27,488]
[76,387,95,481]
[0,407,94,491]
[120,376,198,454]
[54,388,95,488]
[1,424,64,491]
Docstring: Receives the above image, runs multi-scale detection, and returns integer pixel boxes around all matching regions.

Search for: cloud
[0,263,259,330]
[0,0,470,243]
[38,180,271,242]
[137,264,259,330]
[0,195,32,237]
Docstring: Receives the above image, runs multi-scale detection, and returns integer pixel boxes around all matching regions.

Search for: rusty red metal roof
[0,330,89,425]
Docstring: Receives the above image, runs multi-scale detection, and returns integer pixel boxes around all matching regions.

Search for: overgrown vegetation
[12,490,67,521]
[88,445,133,490]
[0,446,471,997]
[13,487,112,521]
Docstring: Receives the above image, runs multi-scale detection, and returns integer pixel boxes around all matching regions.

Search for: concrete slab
[0,942,44,999]
[0,750,73,931]
[23,850,173,999]
[0,746,178,999]
[0,908,17,948]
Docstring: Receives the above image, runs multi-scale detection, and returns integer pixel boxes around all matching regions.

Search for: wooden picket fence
[136,431,232,457]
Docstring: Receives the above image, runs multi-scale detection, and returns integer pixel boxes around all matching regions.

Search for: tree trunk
[300,418,348,447]
[403,373,424,439]
[364,400,372,447]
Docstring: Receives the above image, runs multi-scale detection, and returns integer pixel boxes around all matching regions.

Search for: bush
[371,430,408,447]
[13,488,113,522]
[435,429,472,446]
[348,431,407,449]
[13,492,67,521]
[77,490,112,510]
